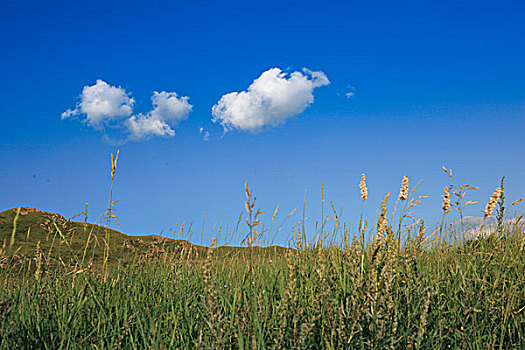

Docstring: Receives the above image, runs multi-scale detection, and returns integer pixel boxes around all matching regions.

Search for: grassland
[0,176,524,349]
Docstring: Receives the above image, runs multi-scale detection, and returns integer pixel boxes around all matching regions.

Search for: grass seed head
[377,192,390,232]
[442,186,451,212]
[360,174,368,200]
[484,187,502,219]
[399,175,409,201]
[378,217,388,235]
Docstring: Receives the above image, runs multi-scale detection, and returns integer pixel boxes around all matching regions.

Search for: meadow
[0,164,524,349]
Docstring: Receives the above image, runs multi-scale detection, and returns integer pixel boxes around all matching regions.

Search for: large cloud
[62,81,192,140]
[212,68,329,132]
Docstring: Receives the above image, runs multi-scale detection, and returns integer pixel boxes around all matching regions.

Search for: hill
[0,207,204,265]
[0,207,288,266]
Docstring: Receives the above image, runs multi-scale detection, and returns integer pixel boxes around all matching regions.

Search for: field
[1,178,524,349]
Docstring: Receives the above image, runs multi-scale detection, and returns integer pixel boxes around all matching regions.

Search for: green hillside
[0,207,204,265]
[0,207,288,266]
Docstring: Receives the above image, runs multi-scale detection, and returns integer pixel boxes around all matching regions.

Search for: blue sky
[1,0,524,246]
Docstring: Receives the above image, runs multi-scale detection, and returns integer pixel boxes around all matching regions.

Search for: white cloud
[127,115,175,139]
[212,67,329,132]
[345,91,355,99]
[63,81,192,141]
[61,79,134,126]
[149,91,192,123]
[457,216,524,241]
[126,91,192,140]
[461,216,486,225]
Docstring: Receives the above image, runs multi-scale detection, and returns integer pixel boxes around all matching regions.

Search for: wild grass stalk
[103,150,119,272]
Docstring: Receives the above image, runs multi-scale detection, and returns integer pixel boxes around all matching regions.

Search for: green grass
[1,206,524,349]
[1,171,524,349]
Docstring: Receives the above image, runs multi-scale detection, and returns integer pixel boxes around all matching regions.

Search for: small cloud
[126,91,192,140]
[149,91,192,123]
[344,85,356,99]
[63,81,191,141]
[458,216,524,241]
[212,67,329,132]
[462,216,486,225]
[126,115,175,139]
[199,127,210,141]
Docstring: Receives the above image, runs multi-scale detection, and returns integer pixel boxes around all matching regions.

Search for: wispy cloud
[343,85,356,99]
[199,127,210,141]
[212,67,329,132]
[62,80,192,141]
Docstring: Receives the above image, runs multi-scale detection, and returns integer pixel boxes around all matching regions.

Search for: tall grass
[0,160,524,349]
